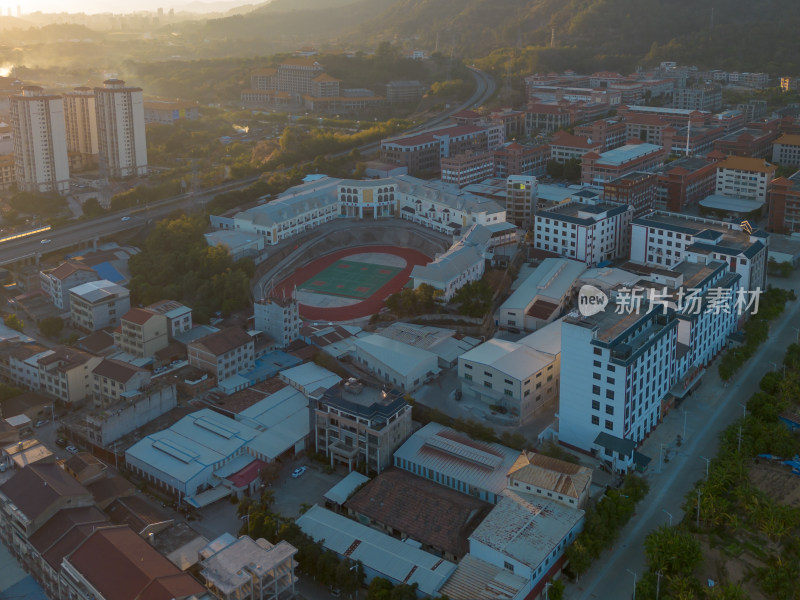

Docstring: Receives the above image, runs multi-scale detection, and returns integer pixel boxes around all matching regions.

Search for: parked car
[56,438,67,447]
[65,445,79,454]
[35,419,49,428]
[291,466,307,478]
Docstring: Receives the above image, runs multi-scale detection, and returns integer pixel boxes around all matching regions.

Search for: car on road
[121,216,130,221]
[56,438,67,447]
[291,466,307,478]
[40,239,52,244]
[66,445,79,454]
[35,419,49,428]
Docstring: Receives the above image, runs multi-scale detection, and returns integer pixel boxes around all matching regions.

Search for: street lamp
[700,456,711,478]
[793,327,800,343]
[626,569,637,600]
[682,409,687,440]
[659,443,666,473]
[737,402,747,418]
[656,570,663,600]
[696,489,702,528]
[662,509,673,526]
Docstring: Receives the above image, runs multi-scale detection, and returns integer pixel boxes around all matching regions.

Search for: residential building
[534,200,633,266]
[507,451,593,508]
[580,141,666,185]
[345,468,491,562]
[0,152,14,191]
[467,489,584,598]
[199,534,297,600]
[487,108,526,139]
[525,102,578,134]
[2,438,54,469]
[457,320,562,425]
[69,280,131,332]
[380,124,501,175]
[411,224,489,301]
[146,299,193,338]
[37,347,103,406]
[115,308,168,358]
[654,156,721,212]
[715,156,776,203]
[662,123,727,156]
[630,211,769,291]
[505,175,537,228]
[574,118,627,152]
[63,87,99,170]
[560,303,678,465]
[60,526,206,600]
[188,327,255,382]
[672,84,722,112]
[603,171,658,218]
[352,334,438,392]
[386,80,424,104]
[440,151,494,187]
[90,359,151,407]
[312,383,411,474]
[772,133,800,167]
[143,99,199,124]
[39,261,100,311]
[713,126,779,159]
[0,341,53,390]
[254,296,300,348]
[10,86,70,194]
[492,141,549,178]
[498,259,586,331]
[393,422,520,504]
[93,79,148,179]
[768,171,800,233]
[549,131,603,164]
[297,505,456,597]
[0,390,52,424]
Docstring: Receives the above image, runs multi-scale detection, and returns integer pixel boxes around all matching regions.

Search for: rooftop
[319,384,407,424]
[459,339,555,381]
[121,308,162,326]
[593,142,663,166]
[92,358,147,383]
[500,258,586,311]
[345,468,491,558]
[393,423,520,498]
[382,124,488,148]
[297,505,457,597]
[469,489,584,570]
[0,463,90,523]
[28,506,110,570]
[190,327,253,356]
[323,471,370,506]
[353,334,439,378]
[507,451,592,500]
[437,554,527,600]
[632,211,766,253]
[698,194,764,213]
[279,362,342,393]
[69,280,129,303]
[716,156,776,173]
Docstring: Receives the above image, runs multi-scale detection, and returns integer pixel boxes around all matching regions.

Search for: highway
[0,67,495,267]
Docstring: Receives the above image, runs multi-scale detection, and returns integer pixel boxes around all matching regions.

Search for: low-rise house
[115,308,169,358]
[91,358,152,407]
[0,341,53,390]
[69,280,130,332]
[146,300,193,338]
[39,261,99,311]
[506,451,593,508]
[188,327,255,382]
[37,347,103,407]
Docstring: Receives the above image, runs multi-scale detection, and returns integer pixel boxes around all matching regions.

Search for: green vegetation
[3,313,24,332]
[767,258,794,278]
[7,192,68,221]
[38,316,64,339]
[128,213,253,322]
[0,383,24,403]
[565,475,650,578]
[385,284,441,317]
[718,288,796,381]
[546,159,582,183]
[453,280,493,318]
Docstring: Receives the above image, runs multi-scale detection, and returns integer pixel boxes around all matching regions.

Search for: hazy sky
[1,0,235,15]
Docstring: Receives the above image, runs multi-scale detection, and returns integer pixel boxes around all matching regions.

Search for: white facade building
[63,87,99,165]
[68,280,131,332]
[559,304,678,470]
[534,200,633,266]
[94,79,148,178]
[10,86,70,194]
[714,156,776,203]
[629,211,768,291]
[39,262,99,311]
[254,297,300,348]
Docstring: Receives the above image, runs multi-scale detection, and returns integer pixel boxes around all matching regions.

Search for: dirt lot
[696,538,768,599]
[748,460,800,507]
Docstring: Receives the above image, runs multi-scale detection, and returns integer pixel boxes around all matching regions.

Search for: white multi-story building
[629,211,768,291]
[534,200,633,266]
[337,178,397,219]
[714,156,776,203]
[772,134,800,168]
[188,327,255,382]
[68,280,131,332]
[254,296,300,348]
[39,261,99,311]
[63,87,98,168]
[457,320,562,424]
[560,304,678,470]
[145,299,193,338]
[10,86,70,194]
[94,79,147,179]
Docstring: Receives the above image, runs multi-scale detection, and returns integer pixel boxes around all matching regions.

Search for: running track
[274,245,431,321]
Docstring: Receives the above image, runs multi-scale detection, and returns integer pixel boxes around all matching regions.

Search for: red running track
[274,245,431,321]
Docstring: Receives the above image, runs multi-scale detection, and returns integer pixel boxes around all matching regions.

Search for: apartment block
[69,280,131,332]
[386,80,424,104]
[492,141,549,178]
[0,341,52,390]
[91,358,151,407]
[440,150,494,187]
[534,200,633,266]
[254,296,300,348]
[37,347,103,406]
[525,102,578,134]
[549,131,603,163]
[145,299,192,338]
[574,118,627,151]
[603,171,658,218]
[63,87,99,170]
[10,86,70,194]
[629,211,768,291]
[713,126,779,159]
[142,99,199,124]
[768,171,800,233]
[39,261,100,311]
[312,383,412,474]
[654,155,721,212]
[188,327,255,382]
[715,156,776,202]
[115,308,168,358]
[504,175,537,229]
[772,133,800,167]
[94,79,148,179]
[672,84,722,112]
[581,141,666,185]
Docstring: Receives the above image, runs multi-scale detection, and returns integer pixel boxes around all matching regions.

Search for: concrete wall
[88,384,177,446]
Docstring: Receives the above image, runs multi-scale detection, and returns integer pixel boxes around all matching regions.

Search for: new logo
[578,285,609,316]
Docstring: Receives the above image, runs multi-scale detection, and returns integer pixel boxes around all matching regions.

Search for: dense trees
[38,317,64,339]
[128,214,253,322]
[453,280,493,318]
[385,284,441,317]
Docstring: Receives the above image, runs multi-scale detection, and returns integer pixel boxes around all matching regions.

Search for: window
[503,561,514,572]
[605,420,614,430]
[594,348,602,356]
[592,385,600,394]
[606,390,614,399]
[592,415,599,425]
[592,400,600,410]
[606,405,614,415]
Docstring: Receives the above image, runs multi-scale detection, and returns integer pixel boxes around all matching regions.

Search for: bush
[3,313,23,332]
[38,316,64,338]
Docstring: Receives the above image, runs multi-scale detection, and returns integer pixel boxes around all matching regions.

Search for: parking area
[271,461,343,519]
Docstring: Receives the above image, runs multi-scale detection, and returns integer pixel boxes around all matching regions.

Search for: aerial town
[0,3,798,600]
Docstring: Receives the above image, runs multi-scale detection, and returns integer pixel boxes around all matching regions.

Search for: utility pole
[696,489,702,528]
[737,425,742,454]
[656,570,663,600]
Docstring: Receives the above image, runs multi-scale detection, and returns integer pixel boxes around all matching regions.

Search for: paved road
[567,272,800,599]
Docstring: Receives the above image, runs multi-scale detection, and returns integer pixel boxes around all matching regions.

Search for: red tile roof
[0,464,91,522]
[48,261,96,281]
[122,308,160,326]
[92,358,147,383]
[190,327,253,356]
[66,526,204,600]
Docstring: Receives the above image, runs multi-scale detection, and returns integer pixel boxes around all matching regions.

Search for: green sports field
[298,259,402,299]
